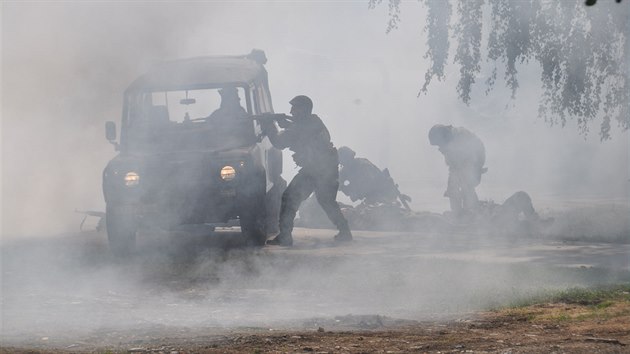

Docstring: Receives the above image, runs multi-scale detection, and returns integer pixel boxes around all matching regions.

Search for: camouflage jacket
[339,158,399,204]
[440,127,486,175]
[267,114,338,174]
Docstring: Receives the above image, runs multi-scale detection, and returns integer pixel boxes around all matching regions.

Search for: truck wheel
[106,205,137,256]
[240,197,267,247]
[239,173,267,246]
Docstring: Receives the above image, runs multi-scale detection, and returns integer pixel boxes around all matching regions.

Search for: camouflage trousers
[445,169,482,215]
[279,168,350,236]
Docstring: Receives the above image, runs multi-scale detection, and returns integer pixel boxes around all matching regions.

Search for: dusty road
[1,226,628,352]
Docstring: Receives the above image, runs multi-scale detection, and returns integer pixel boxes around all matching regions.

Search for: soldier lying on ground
[475,191,554,236]
[297,190,551,236]
[337,146,411,210]
[296,195,449,232]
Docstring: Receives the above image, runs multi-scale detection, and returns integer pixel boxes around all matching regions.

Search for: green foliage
[551,284,630,305]
[555,313,571,321]
[421,0,451,92]
[512,284,630,308]
[453,0,484,104]
[595,300,614,309]
[369,0,402,33]
[372,0,629,140]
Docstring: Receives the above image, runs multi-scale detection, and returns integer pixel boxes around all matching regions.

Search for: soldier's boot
[266,232,293,246]
[334,227,353,242]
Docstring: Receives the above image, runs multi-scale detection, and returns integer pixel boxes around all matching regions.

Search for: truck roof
[125,50,268,93]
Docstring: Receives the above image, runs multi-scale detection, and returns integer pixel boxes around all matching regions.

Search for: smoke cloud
[2,2,627,236]
[1,0,628,349]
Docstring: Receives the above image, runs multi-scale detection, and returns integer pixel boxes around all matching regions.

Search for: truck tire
[240,203,267,247]
[239,173,267,247]
[106,205,138,256]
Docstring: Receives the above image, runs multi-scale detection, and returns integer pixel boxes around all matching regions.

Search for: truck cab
[103,50,284,255]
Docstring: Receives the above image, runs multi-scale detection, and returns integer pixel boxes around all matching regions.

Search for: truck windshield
[125,87,258,153]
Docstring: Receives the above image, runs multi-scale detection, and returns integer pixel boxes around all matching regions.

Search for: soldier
[206,87,248,122]
[481,191,554,235]
[338,146,411,209]
[428,124,487,217]
[261,95,352,246]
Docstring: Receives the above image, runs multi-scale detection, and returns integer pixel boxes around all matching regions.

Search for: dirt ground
[2,299,629,353]
[1,222,629,354]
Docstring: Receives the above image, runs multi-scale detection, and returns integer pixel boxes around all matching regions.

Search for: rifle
[75,209,106,232]
[382,168,412,210]
[397,191,412,211]
[254,113,293,129]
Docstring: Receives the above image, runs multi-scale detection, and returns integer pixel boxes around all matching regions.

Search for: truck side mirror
[105,121,120,151]
[105,121,117,141]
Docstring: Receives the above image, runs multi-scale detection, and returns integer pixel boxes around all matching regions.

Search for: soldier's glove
[275,114,293,128]
[256,115,276,135]
[255,113,292,131]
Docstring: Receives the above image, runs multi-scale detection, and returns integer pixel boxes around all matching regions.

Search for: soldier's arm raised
[274,114,293,128]
[258,116,292,149]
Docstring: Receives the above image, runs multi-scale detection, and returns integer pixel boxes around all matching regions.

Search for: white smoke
[1,1,628,349]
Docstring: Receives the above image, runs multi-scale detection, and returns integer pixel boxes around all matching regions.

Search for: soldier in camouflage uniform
[337,146,411,209]
[262,95,352,246]
[486,191,552,234]
[429,124,487,218]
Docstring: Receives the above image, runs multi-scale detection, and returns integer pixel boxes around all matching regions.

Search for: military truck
[103,50,284,255]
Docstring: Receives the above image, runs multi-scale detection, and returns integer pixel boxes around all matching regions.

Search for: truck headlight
[220,165,236,181]
[124,171,140,186]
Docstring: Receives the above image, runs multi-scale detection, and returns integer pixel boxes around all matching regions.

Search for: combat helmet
[289,95,313,115]
[337,146,356,165]
[428,124,453,146]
